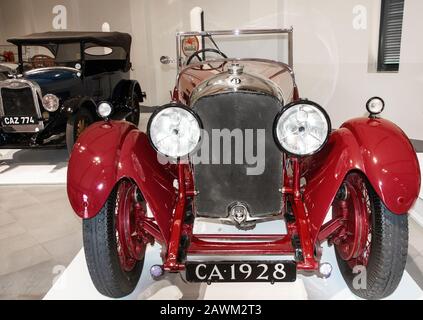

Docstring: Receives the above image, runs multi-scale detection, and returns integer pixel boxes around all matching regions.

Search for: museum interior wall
[0,0,422,139]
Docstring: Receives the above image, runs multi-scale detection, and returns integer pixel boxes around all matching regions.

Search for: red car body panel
[67,121,177,244]
[302,117,420,243]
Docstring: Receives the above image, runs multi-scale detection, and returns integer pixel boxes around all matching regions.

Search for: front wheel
[126,93,141,127]
[66,107,94,154]
[332,172,408,300]
[83,180,148,298]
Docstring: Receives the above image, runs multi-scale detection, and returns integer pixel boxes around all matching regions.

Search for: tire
[333,172,408,300]
[83,181,146,298]
[127,93,140,127]
[66,107,95,154]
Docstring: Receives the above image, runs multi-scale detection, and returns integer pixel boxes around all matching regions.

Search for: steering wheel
[31,55,56,68]
[186,48,228,65]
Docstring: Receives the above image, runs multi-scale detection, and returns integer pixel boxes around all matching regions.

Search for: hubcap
[129,97,140,123]
[333,173,372,268]
[76,118,86,137]
[115,181,147,272]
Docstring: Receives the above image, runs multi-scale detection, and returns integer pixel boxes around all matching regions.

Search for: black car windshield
[21,43,128,74]
[22,43,81,70]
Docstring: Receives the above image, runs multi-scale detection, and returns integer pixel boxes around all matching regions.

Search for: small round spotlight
[150,265,164,279]
[97,101,113,119]
[366,97,385,117]
[319,262,333,279]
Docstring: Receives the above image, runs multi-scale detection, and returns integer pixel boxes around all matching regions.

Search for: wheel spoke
[114,181,147,272]
[333,173,372,268]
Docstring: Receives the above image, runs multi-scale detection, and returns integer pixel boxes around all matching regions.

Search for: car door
[83,72,111,102]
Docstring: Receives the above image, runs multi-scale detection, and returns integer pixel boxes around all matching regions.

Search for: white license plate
[1,116,37,125]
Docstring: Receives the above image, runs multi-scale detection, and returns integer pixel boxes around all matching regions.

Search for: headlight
[97,101,113,118]
[274,100,331,156]
[42,94,60,112]
[148,104,202,159]
[366,97,385,116]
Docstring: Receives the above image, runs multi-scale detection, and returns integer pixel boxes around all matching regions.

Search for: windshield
[18,42,129,74]
[176,29,293,71]
[21,43,81,71]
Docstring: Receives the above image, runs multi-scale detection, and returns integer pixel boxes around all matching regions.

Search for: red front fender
[67,121,176,243]
[302,117,421,243]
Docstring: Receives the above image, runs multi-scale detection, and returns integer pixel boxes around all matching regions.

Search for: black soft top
[8,31,132,53]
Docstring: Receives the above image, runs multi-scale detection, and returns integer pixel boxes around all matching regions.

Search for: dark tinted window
[378,0,405,72]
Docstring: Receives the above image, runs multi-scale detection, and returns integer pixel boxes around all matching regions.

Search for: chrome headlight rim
[42,93,60,112]
[147,103,203,160]
[273,99,332,157]
[366,96,385,116]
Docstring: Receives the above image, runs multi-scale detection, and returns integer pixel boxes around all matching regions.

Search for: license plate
[1,116,37,126]
[186,261,297,283]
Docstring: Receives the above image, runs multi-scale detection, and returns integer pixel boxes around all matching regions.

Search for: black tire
[66,107,95,154]
[127,93,140,127]
[334,174,408,300]
[83,184,145,298]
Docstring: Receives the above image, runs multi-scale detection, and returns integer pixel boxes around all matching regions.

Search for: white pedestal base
[45,219,423,300]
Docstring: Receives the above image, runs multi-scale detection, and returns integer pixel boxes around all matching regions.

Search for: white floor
[44,220,423,300]
[0,149,68,185]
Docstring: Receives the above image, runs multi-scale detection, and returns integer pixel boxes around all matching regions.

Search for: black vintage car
[0,31,145,152]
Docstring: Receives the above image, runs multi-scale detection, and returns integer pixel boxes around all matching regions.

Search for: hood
[190,63,284,106]
[24,67,81,93]
[23,67,81,95]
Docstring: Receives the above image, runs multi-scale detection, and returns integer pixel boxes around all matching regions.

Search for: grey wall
[0,0,422,139]
[284,0,423,141]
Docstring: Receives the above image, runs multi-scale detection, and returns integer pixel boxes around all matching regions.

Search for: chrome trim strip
[176,28,293,36]
[195,214,282,228]
[0,79,45,133]
[25,66,80,75]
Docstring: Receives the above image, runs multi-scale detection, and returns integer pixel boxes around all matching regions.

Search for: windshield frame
[175,28,293,73]
[14,41,130,75]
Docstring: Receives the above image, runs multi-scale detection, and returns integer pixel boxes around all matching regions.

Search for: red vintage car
[67,28,421,299]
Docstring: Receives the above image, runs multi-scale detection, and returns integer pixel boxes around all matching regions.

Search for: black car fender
[63,96,98,117]
[113,80,146,105]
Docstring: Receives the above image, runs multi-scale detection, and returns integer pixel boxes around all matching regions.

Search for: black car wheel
[332,172,408,299]
[127,93,141,127]
[66,107,94,154]
[83,180,147,298]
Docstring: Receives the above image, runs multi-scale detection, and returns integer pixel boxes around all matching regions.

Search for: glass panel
[84,46,113,56]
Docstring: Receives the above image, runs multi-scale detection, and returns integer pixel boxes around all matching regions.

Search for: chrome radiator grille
[0,80,44,133]
[192,92,283,218]
[1,87,38,117]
